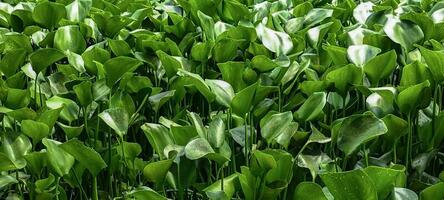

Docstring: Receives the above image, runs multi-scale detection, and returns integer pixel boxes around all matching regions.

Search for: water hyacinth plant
[0,0,444,199]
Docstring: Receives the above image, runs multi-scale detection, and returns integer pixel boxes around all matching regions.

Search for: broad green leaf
[419,46,444,84]
[364,50,397,84]
[397,80,431,114]
[54,25,86,54]
[1,134,31,170]
[392,187,418,200]
[205,79,234,108]
[30,48,65,73]
[347,45,381,67]
[32,1,66,30]
[141,123,174,160]
[383,15,424,50]
[143,159,173,184]
[400,61,431,87]
[251,55,278,72]
[58,122,84,139]
[304,8,333,28]
[184,138,215,160]
[294,92,326,121]
[109,39,132,56]
[60,139,107,177]
[419,182,444,200]
[21,120,50,144]
[293,182,328,200]
[46,96,79,123]
[297,153,332,180]
[203,173,239,200]
[42,138,75,176]
[382,114,408,144]
[104,56,142,86]
[256,22,293,55]
[66,0,92,22]
[148,90,175,112]
[217,61,247,92]
[364,166,404,200]
[0,49,26,77]
[126,186,167,200]
[197,11,215,41]
[208,117,225,148]
[320,169,378,200]
[177,69,215,102]
[99,108,129,138]
[337,114,387,156]
[188,111,207,139]
[325,64,362,95]
[231,83,257,117]
[0,174,17,189]
[260,111,293,143]
[73,81,93,107]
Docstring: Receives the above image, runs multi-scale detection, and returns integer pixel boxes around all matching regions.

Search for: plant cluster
[0,0,444,199]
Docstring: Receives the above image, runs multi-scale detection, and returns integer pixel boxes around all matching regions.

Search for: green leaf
[337,114,387,156]
[184,138,215,160]
[347,45,381,67]
[21,120,50,144]
[0,49,26,77]
[143,159,173,184]
[325,64,362,95]
[148,90,175,112]
[109,39,132,56]
[297,153,332,180]
[54,25,86,54]
[293,182,328,200]
[126,186,167,200]
[73,81,93,107]
[46,96,79,123]
[208,117,225,148]
[383,15,424,50]
[304,8,333,28]
[66,0,92,22]
[364,166,404,200]
[231,83,257,117]
[204,173,239,200]
[1,134,31,170]
[104,56,142,87]
[197,11,215,41]
[419,182,444,200]
[205,79,234,108]
[251,55,278,72]
[42,138,75,177]
[32,1,66,30]
[419,46,444,84]
[30,48,66,73]
[260,111,293,143]
[382,114,408,144]
[99,108,129,138]
[392,187,418,200]
[294,92,326,121]
[217,61,247,92]
[60,139,107,177]
[363,50,397,84]
[256,22,293,55]
[177,69,215,102]
[396,80,431,114]
[140,123,174,160]
[320,169,378,200]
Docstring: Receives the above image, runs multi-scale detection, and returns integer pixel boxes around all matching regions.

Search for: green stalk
[406,114,412,169]
[393,140,397,163]
[92,177,99,200]
[244,115,249,166]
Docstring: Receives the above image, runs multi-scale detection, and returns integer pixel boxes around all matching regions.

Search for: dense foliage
[0,0,444,199]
